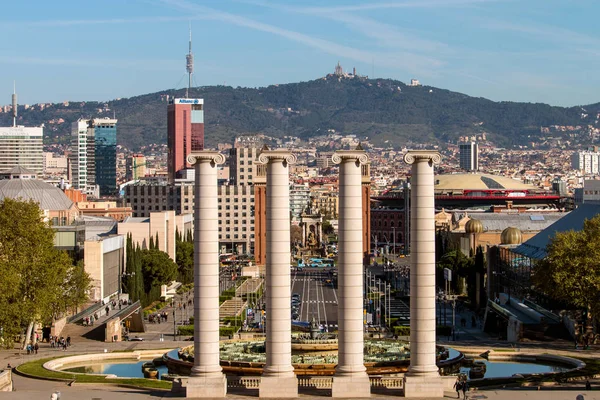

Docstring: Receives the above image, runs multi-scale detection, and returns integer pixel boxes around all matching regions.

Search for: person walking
[453,377,462,399]
[462,379,469,399]
[34,342,39,354]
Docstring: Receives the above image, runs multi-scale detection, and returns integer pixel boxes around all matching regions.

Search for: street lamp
[391,227,396,258]
[173,309,176,341]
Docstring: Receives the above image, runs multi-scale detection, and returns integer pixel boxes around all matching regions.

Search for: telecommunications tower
[12,82,17,127]
[185,25,194,98]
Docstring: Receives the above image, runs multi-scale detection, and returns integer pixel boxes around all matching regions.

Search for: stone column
[331,150,371,398]
[403,150,444,398]
[258,150,298,398]
[186,151,227,398]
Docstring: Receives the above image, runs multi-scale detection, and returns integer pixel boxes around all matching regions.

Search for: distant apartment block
[43,152,68,174]
[229,146,259,185]
[459,141,479,171]
[571,150,600,174]
[0,126,43,173]
[126,154,146,181]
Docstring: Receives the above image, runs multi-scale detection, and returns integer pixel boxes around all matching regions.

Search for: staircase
[220,297,247,318]
[389,298,410,325]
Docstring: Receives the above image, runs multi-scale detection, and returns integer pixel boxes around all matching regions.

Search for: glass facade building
[94,120,117,196]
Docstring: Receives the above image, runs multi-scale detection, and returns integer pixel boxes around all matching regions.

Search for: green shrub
[177,325,194,336]
[436,325,452,337]
[393,326,410,336]
[219,326,238,337]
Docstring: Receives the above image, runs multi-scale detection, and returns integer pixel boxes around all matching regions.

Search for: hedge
[392,325,453,337]
[143,301,168,317]
[177,324,238,337]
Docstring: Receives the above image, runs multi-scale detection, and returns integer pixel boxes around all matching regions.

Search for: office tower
[0,126,43,173]
[459,141,478,171]
[93,118,117,196]
[167,98,204,182]
[0,88,43,173]
[126,154,146,181]
[70,118,117,197]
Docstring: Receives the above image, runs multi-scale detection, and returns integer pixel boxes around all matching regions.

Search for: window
[240,168,244,172]
[218,213,222,217]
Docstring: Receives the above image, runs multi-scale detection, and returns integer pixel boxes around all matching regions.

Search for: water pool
[62,359,168,379]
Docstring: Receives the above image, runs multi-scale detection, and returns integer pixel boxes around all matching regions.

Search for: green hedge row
[143,301,168,317]
[392,325,453,337]
[177,324,238,337]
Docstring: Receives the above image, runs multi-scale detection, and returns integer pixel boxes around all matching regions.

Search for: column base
[403,374,444,398]
[331,373,371,398]
[258,375,298,398]
[186,374,227,398]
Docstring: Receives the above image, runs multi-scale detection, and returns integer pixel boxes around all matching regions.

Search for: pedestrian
[462,379,469,399]
[66,336,71,347]
[105,306,110,316]
[34,342,39,354]
[586,379,592,390]
[453,377,462,399]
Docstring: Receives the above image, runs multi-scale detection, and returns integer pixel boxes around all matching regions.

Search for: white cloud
[159,0,444,75]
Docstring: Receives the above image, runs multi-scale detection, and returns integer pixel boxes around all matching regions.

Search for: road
[291,267,338,330]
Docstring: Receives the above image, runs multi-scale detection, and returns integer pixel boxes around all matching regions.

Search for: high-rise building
[0,126,43,173]
[167,98,204,182]
[93,118,117,196]
[126,154,146,181]
[229,146,259,185]
[572,150,600,174]
[70,118,118,197]
[459,141,478,171]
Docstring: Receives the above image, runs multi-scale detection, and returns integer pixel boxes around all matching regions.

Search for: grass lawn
[16,357,172,390]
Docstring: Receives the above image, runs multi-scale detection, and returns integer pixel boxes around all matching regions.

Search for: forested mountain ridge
[2,76,598,150]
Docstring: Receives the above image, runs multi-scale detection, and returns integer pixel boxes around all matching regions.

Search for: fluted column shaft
[335,153,367,374]
[262,151,295,376]
[189,152,226,378]
[331,151,370,398]
[405,151,441,376]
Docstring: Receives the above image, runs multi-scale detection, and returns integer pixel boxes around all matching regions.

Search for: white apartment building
[0,126,43,173]
[70,120,92,194]
[290,183,310,219]
[572,151,600,174]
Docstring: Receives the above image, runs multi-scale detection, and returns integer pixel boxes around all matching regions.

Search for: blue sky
[1,0,599,106]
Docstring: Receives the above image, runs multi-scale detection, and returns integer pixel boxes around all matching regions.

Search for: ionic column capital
[187,151,226,166]
[403,150,441,166]
[258,149,297,166]
[332,150,369,165]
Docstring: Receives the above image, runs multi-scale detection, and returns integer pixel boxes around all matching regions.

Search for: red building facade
[167,98,204,181]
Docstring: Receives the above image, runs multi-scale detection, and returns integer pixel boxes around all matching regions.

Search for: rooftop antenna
[11,81,17,127]
[185,23,194,98]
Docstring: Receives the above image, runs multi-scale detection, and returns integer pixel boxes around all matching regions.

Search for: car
[128,336,144,341]
[292,313,300,320]
[292,293,301,299]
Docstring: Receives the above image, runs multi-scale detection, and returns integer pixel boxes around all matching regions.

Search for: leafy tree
[436,248,474,294]
[176,240,194,284]
[532,216,600,325]
[0,199,91,346]
[322,220,335,235]
[139,249,178,294]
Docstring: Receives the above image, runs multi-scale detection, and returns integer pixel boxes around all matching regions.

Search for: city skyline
[1,0,599,107]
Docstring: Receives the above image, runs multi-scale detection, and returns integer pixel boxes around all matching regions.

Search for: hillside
[2,77,599,150]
